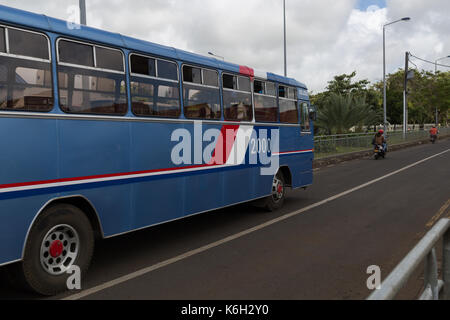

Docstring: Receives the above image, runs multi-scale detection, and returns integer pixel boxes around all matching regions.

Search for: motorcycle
[430,135,437,144]
[374,144,386,160]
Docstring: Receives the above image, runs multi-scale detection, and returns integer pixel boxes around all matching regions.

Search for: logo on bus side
[171,122,280,176]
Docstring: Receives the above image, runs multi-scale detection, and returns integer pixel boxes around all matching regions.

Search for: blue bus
[0,5,315,295]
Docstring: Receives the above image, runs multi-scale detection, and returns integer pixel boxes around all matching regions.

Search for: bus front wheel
[21,204,94,296]
[264,171,286,212]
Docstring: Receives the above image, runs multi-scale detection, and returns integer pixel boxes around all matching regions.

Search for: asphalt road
[1,138,449,300]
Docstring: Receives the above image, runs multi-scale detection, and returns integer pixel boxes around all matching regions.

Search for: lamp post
[383,17,410,135]
[79,0,87,25]
[434,55,450,126]
[208,52,224,61]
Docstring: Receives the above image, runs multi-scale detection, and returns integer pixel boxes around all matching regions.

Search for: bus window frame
[129,52,179,83]
[221,72,254,122]
[278,84,299,125]
[253,78,278,123]
[56,37,126,75]
[129,53,181,119]
[300,100,312,133]
[56,37,128,116]
[0,24,54,113]
[181,63,221,121]
[0,24,51,63]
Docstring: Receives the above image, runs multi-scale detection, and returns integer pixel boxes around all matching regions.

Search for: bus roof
[0,4,308,90]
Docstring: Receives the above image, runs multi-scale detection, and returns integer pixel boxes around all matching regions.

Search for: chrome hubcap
[40,225,79,275]
[272,176,284,203]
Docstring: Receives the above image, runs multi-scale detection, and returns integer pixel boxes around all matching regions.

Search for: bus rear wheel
[264,171,286,212]
[20,204,94,296]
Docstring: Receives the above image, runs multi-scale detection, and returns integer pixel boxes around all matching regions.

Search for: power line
[408,58,418,70]
[409,52,450,68]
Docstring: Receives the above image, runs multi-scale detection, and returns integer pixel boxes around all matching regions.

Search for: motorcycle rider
[373,130,387,152]
[430,126,439,142]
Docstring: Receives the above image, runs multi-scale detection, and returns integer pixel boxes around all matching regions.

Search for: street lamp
[383,17,410,135]
[434,55,450,126]
[79,0,87,25]
[208,52,224,61]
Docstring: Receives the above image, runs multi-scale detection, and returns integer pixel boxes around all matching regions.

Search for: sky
[0,0,449,93]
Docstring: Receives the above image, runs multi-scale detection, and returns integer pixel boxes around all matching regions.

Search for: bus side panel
[0,118,58,264]
[279,126,314,189]
[130,122,185,228]
[58,120,132,236]
[183,123,224,216]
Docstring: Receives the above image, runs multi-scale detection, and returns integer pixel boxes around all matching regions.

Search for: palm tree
[316,93,383,135]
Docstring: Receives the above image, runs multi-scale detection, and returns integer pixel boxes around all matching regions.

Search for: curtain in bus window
[58,66,127,115]
[130,77,180,118]
[0,56,53,112]
[183,84,220,120]
[223,90,252,121]
[301,102,310,131]
[279,99,298,124]
[254,95,277,122]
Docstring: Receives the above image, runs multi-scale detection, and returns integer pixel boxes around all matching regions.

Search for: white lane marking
[63,148,450,300]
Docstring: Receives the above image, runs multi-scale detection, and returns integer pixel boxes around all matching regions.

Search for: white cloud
[0,0,448,92]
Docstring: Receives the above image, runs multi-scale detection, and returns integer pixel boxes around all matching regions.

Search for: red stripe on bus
[239,66,255,80]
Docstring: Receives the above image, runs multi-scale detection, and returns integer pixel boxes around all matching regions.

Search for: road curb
[313,134,450,169]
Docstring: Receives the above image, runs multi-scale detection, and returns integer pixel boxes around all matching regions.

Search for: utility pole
[79,0,87,25]
[403,52,409,138]
[283,0,287,77]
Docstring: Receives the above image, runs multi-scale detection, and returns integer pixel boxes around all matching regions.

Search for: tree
[315,93,382,135]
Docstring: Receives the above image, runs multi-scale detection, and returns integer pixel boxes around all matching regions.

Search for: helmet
[378,129,384,134]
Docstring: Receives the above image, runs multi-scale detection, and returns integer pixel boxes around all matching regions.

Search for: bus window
[203,69,218,87]
[0,27,5,53]
[130,54,156,77]
[254,80,264,94]
[278,85,286,98]
[183,66,220,120]
[58,40,94,67]
[157,60,178,81]
[130,79,180,118]
[58,39,127,115]
[0,27,53,112]
[8,28,49,60]
[254,80,277,122]
[95,46,124,72]
[222,73,252,122]
[130,54,180,118]
[300,102,311,132]
[266,82,276,96]
[59,72,127,115]
[238,76,251,92]
[279,85,299,124]
[222,74,237,90]
[183,66,201,84]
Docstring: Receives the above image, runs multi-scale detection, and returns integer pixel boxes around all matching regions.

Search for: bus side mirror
[309,105,317,121]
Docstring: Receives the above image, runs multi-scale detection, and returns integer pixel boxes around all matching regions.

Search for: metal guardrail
[314,127,450,159]
[368,218,450,300]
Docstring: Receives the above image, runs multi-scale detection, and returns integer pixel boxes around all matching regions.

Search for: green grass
[315,146,371,159]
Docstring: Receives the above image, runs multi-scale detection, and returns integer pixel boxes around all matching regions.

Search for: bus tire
[20,204,94,296]
[264,171,286,212]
